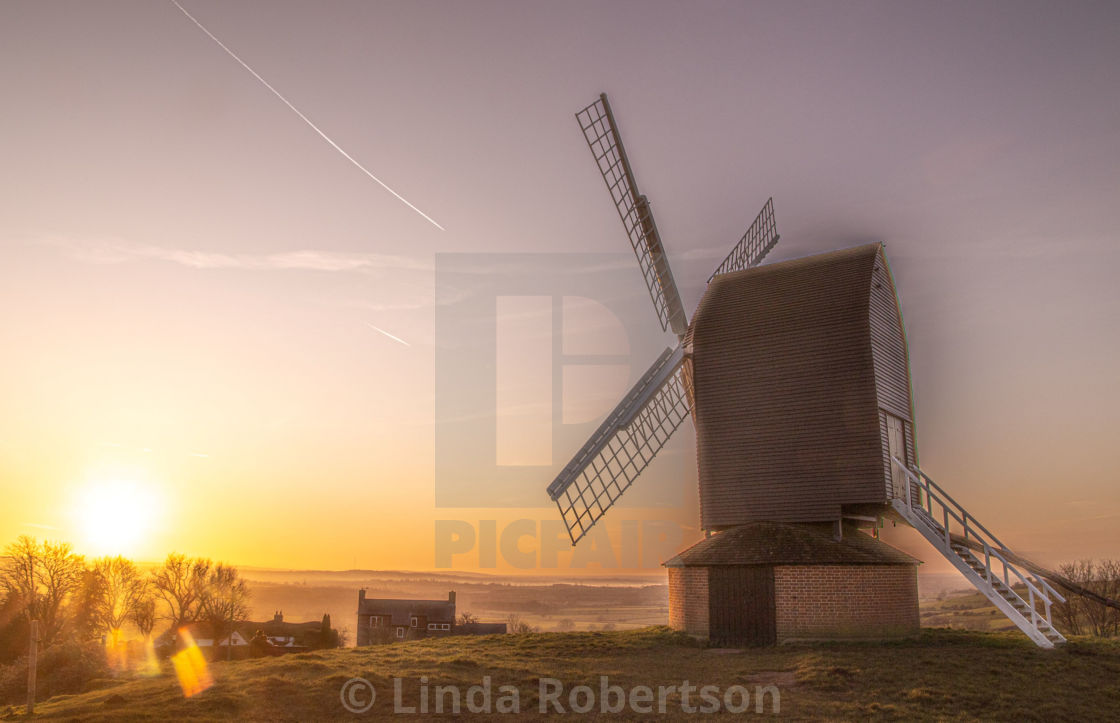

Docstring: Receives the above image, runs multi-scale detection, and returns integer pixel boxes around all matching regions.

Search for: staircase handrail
[894,460,1065,612]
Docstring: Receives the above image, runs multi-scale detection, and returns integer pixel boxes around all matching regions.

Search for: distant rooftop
[358,590,456,625]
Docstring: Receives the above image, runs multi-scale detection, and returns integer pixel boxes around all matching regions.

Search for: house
[457,622,508,635]
[155,623,250,652]
[356,590,508,645]
[156,611,338,659]
[239,611,336,653]
[356,590,456,644]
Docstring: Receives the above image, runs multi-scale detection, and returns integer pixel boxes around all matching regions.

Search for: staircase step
[892,497,1066,648]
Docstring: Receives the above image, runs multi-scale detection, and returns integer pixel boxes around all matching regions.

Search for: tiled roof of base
[663,521,921,567]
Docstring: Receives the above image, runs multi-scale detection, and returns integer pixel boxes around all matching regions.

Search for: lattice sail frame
[576,94,688,337]
[547,347,692,544]
[708,197,780,280]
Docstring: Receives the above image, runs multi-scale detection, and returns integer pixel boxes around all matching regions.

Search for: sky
[1,0,1118,575]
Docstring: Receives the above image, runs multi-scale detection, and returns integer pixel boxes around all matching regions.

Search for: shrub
[0,640,108,704]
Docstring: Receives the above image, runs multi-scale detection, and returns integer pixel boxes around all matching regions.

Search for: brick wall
[667,567,709,638]
[773,564,918,642]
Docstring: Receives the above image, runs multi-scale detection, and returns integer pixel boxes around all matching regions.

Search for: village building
[356,590,506,644]
[155,624,249,653]
[156,611,339,658]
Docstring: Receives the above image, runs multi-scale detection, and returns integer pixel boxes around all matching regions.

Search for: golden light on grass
[73,474,162,557]
[171,629,213,698]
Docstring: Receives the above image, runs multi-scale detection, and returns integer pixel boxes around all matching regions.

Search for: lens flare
[104,628,128,671]
[171,628,213,698]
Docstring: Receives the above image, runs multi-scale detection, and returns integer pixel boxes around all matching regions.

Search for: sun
[74,477,162,557]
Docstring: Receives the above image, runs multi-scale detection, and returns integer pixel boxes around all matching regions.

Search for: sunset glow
[72,476,162,557]
[0,0,1116,577]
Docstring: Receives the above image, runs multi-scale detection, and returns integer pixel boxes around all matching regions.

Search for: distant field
[243,571,670,639]
[241,569,1000,642]
[28,627,1120,720]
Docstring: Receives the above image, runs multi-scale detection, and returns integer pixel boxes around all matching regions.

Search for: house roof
[457,622,507,635]
[662,521,921,567]
[155,622,249,647]
[357,598,455,625]
[247,619,322,634]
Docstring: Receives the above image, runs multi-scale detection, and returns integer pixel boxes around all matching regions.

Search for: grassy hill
[15,627,1120,720]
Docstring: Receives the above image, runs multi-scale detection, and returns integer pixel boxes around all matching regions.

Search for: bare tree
[506,613,536,634]
[199,563,250,648]
[91,556,147,637]
[71,566,106,642]
[129,592,158,640]
[1055,560,1090,635]
[0,537,85,646]
[150,553,211,630]
[0,536,38,619]
[38,541,86,644]
[1054,559,1120,637]
[1083,559,1120,638]
[457,611,478,625]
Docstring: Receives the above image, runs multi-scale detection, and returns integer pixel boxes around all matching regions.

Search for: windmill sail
[708,197,780,280]
[576,94,688,338]
[547,346,692,544]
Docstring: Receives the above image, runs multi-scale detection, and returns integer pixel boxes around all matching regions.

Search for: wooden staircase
[891,463,1067,649]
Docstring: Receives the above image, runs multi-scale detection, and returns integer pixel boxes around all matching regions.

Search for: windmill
[546,93,1071,648]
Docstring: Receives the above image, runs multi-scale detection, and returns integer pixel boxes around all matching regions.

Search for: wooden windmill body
[547,94,1068,648]
[690,243,916,528]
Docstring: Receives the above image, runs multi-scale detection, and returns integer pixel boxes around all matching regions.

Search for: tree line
[0,535,249,662]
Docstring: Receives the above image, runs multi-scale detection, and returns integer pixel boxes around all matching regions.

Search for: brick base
[773,564,918,642]
[667,564,918,644]
[667,567,709,638]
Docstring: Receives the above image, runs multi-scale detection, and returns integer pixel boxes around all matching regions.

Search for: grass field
[17,627,1120,721]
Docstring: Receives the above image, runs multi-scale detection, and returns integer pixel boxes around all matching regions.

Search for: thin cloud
[42,237,431,274]
[169,0,445,231]
[365,322,411,347]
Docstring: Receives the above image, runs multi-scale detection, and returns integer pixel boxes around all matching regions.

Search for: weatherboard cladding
[688,243,915,527]
[869,252,918,498]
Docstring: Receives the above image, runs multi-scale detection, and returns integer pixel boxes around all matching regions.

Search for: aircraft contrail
[366,322,411,347]
[169,0,445,231]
